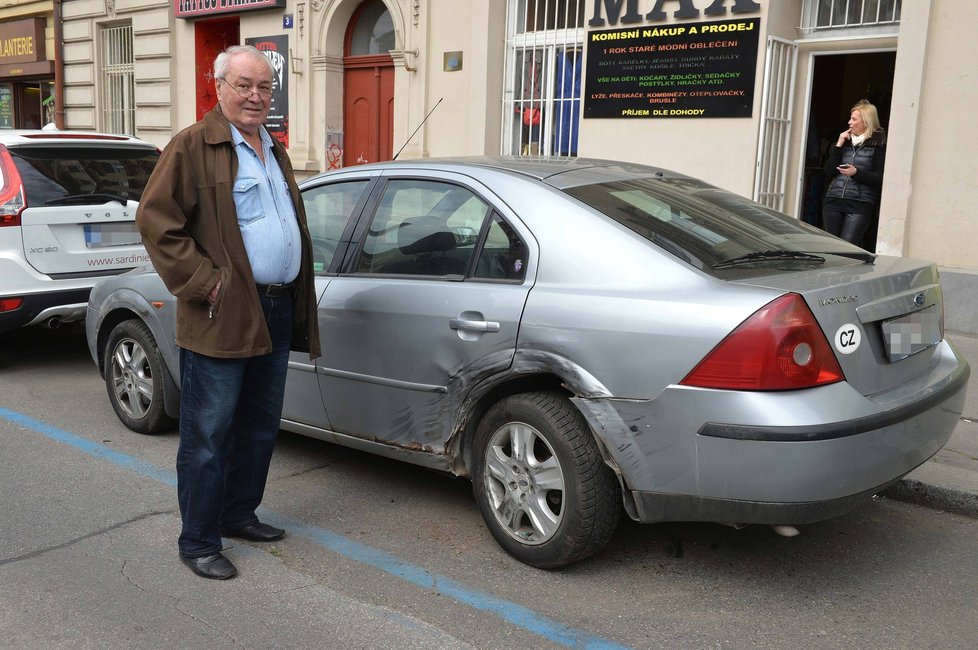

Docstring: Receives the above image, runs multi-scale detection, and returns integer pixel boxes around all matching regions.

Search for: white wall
[409,0,504,158]
[901,0,978,269]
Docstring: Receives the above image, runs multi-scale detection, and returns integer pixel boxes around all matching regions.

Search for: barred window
[802,0,901,35]
[502,0,585,157]
[100,24,135,135]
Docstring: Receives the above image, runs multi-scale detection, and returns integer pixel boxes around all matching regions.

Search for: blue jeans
[176,292,293,558]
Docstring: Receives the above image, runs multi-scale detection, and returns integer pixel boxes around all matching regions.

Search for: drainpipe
[53,0,65,129]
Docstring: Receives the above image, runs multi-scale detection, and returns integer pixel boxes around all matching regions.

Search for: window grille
[754,37,797,212]
[100,24,135,135]
[502,0,585,157]
[802,0,901,34]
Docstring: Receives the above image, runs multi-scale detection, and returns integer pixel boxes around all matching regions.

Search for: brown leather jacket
[136,106,320,359]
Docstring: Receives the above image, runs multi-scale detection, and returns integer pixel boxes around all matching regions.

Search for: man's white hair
[214,45,273,81]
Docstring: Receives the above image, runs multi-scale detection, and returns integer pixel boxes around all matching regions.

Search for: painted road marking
[0,407,631,650]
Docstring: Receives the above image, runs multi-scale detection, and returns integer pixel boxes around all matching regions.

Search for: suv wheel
[103,319,175,434]
[472,391,621,568]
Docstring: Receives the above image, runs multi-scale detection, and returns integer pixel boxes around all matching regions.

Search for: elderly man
[136,45,320,580]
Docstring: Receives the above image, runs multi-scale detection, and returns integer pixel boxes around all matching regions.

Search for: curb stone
[882,478,978,519]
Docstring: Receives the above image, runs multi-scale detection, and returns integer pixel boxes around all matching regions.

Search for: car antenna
[393,97,443,160]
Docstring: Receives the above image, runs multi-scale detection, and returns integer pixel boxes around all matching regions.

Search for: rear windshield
[563,176,870,278]
[10,146,160,206]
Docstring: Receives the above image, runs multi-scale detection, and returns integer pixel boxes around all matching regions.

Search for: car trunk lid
[734,255,944,397]
[21,202,146,275]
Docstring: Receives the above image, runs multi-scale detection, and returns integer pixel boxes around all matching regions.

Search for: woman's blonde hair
[851,99,882,137]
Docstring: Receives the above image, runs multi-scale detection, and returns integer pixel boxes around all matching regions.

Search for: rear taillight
[0,144,26,227]
[0,297,23,313]
[681,293,845,391]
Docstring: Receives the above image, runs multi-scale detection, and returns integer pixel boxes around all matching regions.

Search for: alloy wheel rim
[109,337,154,419]
[483,421,565,545]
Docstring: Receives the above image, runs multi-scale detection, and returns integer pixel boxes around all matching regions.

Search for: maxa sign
[588,0,761,27]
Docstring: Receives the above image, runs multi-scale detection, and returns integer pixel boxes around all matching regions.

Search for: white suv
[0,130,160,334]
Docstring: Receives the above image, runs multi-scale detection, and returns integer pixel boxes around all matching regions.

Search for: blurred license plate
[84,223,142,249]
[882,305,942,362]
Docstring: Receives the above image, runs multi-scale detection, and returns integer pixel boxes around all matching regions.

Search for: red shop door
[343,54,394,167]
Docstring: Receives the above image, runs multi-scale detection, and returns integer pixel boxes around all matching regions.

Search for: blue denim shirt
[229,124,301,285]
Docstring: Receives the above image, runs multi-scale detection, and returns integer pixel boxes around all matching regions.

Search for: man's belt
[255,281,296,297]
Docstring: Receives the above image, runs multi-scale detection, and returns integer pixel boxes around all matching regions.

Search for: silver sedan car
[86,157,970,568]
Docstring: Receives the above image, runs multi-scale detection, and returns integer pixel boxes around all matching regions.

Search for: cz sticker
[834,323,861,355]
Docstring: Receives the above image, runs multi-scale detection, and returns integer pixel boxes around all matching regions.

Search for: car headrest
[398,221,457,256]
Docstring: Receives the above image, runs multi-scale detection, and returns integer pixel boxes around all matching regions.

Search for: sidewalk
[881,331,978,517]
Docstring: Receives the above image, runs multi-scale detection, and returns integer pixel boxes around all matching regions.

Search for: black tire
[472,391,622,568]
[103,319,176,435]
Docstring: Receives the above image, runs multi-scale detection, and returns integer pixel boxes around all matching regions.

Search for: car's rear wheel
[472,391,621,568]
[103,319,175,435]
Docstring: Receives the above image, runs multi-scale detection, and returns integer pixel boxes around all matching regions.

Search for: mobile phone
[838,164,851,169]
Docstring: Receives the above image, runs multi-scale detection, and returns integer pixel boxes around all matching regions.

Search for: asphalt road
[2,325,978,649]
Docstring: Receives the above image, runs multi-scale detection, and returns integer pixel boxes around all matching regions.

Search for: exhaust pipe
[44,317,62,329]
[772,525,800,537]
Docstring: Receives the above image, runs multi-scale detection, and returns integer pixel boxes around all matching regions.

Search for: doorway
[16,83,46,128]
[343,0,395,167]
[800,51,895,251]
[0,81,54,129]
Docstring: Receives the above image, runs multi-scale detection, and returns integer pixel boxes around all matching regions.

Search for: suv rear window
[563,177,870,279]
[9,146,159,206]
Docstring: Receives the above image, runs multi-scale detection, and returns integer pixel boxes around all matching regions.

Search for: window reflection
[350,0,395,55]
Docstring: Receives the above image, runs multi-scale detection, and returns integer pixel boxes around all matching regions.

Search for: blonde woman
[821,99,887,245]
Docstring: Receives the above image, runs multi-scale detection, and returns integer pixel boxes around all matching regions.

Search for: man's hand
[207,281,221,305]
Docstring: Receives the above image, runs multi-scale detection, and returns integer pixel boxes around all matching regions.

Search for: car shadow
[272,429,952,592]
[0,323,92,372]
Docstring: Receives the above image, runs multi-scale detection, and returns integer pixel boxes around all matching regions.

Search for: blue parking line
[0,407,631,650]
[0,408,177,487]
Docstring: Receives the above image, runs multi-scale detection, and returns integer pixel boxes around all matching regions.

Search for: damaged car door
[315,173,534,460]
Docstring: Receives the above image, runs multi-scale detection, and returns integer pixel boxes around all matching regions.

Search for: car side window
[302,180,370,272]
[473,214,527,281]
[356,179,489,277]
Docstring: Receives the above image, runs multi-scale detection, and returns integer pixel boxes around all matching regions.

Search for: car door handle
[450,318,500,333]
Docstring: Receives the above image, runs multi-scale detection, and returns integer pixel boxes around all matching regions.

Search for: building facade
[55,0,978,332]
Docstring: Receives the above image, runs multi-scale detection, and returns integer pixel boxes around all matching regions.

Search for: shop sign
[175,0,286,20]
[588,0,761,27]
[0,18,46,65]
[584,18,759,118]
[0,83,12,128]
[245,35,289,148]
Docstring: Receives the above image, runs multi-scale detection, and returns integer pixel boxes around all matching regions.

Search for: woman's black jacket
[823,129,887,205]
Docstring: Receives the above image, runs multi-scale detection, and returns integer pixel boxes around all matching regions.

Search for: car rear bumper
[0,288,91,333]
[573,340,970,524]
[629,474,908,525]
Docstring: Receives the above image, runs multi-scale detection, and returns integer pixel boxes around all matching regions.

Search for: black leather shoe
[180,553,237,580]
[221,521,285,542]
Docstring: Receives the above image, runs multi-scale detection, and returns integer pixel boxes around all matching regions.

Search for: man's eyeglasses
[219,77,273,100]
